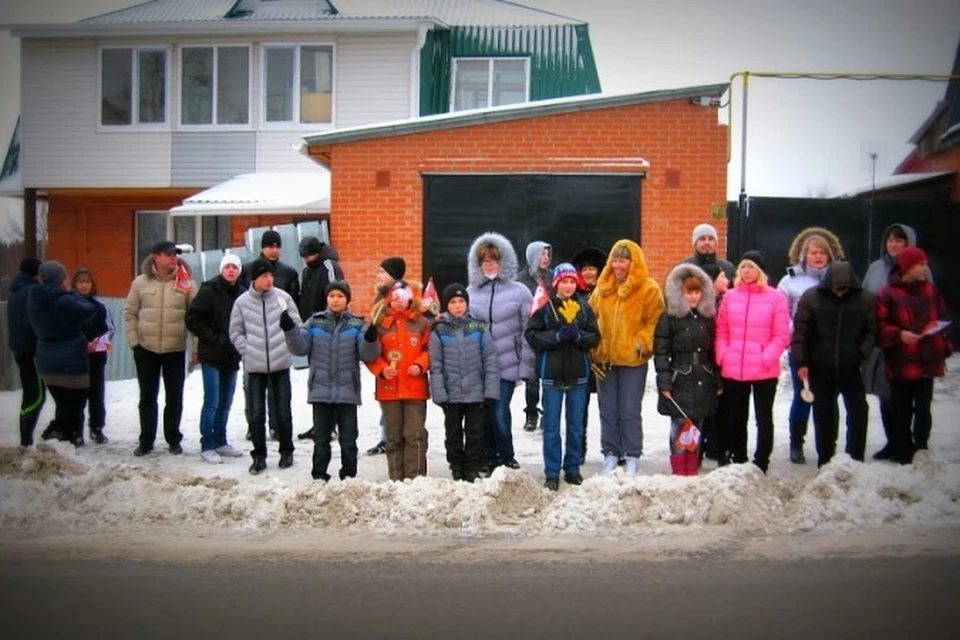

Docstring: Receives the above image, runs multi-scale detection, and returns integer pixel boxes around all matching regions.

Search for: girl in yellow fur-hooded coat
[588,239,665,475]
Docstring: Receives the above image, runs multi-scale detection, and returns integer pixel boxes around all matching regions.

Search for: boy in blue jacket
[429,283,500,482]
[284,281,380,482]
[525,264,600,490]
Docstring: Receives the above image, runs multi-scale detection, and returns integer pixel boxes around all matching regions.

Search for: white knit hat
[219,253,242,272]
[692,223,718,246]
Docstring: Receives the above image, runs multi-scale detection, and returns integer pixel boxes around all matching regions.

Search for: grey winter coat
[285,309,379,404]
[465,232,536,382]
[653,264,719,422]
[428,311,501,405]
[229,285,301,373]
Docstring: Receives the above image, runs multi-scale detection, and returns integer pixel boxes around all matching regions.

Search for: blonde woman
[715,250,790,473]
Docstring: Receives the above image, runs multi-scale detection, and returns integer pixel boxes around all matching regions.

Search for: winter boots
[624,457,640,476]
[601,455,619,476]
[670,453,701,476]
[789,421,806,464]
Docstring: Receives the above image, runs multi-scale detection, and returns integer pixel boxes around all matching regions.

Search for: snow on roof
[78,0,580,26]
[302,83,728,151]
[832,171,955,198]
[169,170,330,216]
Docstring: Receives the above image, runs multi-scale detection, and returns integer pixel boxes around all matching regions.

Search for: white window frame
[98,46,171,131]
[260,42,336,130]
[178,44,253,130]
[449,56,531,112]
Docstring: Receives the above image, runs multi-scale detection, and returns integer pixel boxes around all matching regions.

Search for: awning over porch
[169,170,330,216]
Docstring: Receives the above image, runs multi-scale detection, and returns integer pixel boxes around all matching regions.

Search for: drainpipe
[24,188,37,257]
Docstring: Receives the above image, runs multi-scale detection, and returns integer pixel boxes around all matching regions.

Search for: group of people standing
[8,220,951,488]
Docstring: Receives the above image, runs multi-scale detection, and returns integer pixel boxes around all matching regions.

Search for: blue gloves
[558,324,579,342]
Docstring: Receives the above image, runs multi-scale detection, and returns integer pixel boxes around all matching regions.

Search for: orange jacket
[367,309,431,401]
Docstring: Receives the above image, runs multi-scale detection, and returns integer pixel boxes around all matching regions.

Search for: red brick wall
[46,190,194,298]
[323,99,728,315]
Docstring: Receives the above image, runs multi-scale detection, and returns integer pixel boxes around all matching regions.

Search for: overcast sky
[1,0,958,201]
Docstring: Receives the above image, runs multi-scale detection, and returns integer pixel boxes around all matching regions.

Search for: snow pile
[3,444,958,539]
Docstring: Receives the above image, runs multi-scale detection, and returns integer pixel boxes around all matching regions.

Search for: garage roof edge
[303,82,729,147]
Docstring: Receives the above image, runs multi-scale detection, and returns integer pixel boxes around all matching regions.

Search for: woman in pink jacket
[715,250,790,473]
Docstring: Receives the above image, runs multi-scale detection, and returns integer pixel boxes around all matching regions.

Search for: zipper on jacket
[739,287,752,377]
[261,295,271,373]
[487,281,497,335]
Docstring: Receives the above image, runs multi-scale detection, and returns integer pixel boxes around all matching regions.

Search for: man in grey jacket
[230,258,302,474]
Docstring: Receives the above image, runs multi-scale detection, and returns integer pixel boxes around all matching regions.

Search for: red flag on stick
[421,276,440,316]
[530,281,549,317]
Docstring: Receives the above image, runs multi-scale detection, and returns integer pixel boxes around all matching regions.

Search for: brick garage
[305,84,730,314]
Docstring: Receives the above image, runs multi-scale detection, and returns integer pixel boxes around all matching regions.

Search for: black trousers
[443,402,485,478]
[311,403,358,481]
[14,353,46,445]
[890,378,934,460]
[83,352,107,431]
[524,375,541,419]
[723,378,778,471]
[247,370,294,459]
[810,371,869,465]
[134,348,185,448]
[47,385,86,444]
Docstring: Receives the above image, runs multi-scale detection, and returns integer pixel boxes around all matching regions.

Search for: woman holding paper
[73,268,114,445]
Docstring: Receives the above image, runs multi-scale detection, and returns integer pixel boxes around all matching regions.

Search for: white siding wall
[21,33,417,186]
[21,39,172,188]
[334,35,415,128]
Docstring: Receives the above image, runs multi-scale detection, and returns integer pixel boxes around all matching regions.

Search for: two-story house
[3,0,600,297]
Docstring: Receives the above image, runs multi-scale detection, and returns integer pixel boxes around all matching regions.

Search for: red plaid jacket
[877,276,952,380]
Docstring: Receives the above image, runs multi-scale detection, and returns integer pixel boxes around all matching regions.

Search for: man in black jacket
[792,261,877,467]
[7,257,50,446]
[298,236,344,319]
[186,253,247,463]
[241,229,300,441]
[295,236,344,440]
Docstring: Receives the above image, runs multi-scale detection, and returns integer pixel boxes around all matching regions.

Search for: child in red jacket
[366,281,431,480]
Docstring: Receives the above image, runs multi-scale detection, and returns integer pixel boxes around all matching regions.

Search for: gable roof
[301,83,729,164]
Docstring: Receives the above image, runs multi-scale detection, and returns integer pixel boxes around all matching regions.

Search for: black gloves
[364,324,379,342]
[558,324,579,342]
[279,310,295,332]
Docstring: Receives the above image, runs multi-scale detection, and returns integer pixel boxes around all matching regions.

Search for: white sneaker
[216,444,244,458]
[625,456,640,476]
[601,455,619,475]
[200,449,222,464]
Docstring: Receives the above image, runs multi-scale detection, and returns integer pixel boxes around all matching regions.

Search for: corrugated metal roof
[303,83,730,149]
[79,0,580,25]
[832,171,955,198]
[169,171,331,215]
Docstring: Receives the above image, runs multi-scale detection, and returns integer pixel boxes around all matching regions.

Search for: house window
[181,46,250,126]
[136,211,233,277]
[100,48,167,126]
[263,45,333,124]
[452,58,529,111]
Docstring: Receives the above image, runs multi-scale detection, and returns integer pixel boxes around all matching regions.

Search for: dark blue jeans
[134,347,185,448]
[246,369,294,459]
[200,364,237,451]
[788,354,812,442]
[484,379,517,464]
[311,403,359,481]
[541,384,587,478]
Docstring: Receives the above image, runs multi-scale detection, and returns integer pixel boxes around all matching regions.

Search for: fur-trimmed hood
[664,263,716,319]
[594,239,650,298]
[787,227,845,265]
[141,255,192,280]
[467,232,521,287]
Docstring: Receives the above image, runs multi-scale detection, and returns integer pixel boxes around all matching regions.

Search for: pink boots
[670,452,700,476]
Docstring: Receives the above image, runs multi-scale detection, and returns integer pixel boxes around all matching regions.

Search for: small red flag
[675,419,701,453]
[175,261,194,294]
[421,276,439,316]
[530,281,549,317]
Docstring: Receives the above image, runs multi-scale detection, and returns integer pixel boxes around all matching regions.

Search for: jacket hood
[820,261,862,290]
[467,232,520,287]
[881,223,918,260]
[524,241,551,278]
[10,271,36,294]
[30,283,67,308]
[594,239,651,298]
[664,263,716,318]
[141,256,192,280]
[306,242,339,265]
[787,227,845,265]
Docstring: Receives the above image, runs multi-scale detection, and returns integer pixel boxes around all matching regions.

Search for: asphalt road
[2,553,958,639]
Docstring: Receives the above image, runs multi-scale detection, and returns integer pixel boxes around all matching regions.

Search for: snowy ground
[2,356,959,560]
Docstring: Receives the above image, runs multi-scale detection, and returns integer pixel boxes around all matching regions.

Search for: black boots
[297,427,315,441]
[90,428,109,445]
[523,414,539,432]
[278,453,294,469]
[789,443,806,464]
[789,421,806,464]
[249,456,267,475]
[19,415,37,447]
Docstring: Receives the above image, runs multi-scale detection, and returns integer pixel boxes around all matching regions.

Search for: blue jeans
[200,364,237,451]
[541,384,587,478]
[247,369,294,458]
[788,353,812,424]
[485,379,517,464]
[597,364,648,458]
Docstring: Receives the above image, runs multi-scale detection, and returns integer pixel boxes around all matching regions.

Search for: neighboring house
[840,37,960,201]
[1,0,600,297]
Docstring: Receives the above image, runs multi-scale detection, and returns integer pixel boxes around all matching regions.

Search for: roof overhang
[908,101,949,145]
[169,170,330,217]
[832,170,955,198]
[2,18,442,38]
[301,83,729,167]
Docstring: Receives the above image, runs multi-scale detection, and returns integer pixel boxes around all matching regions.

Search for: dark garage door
[423,174,641,292]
